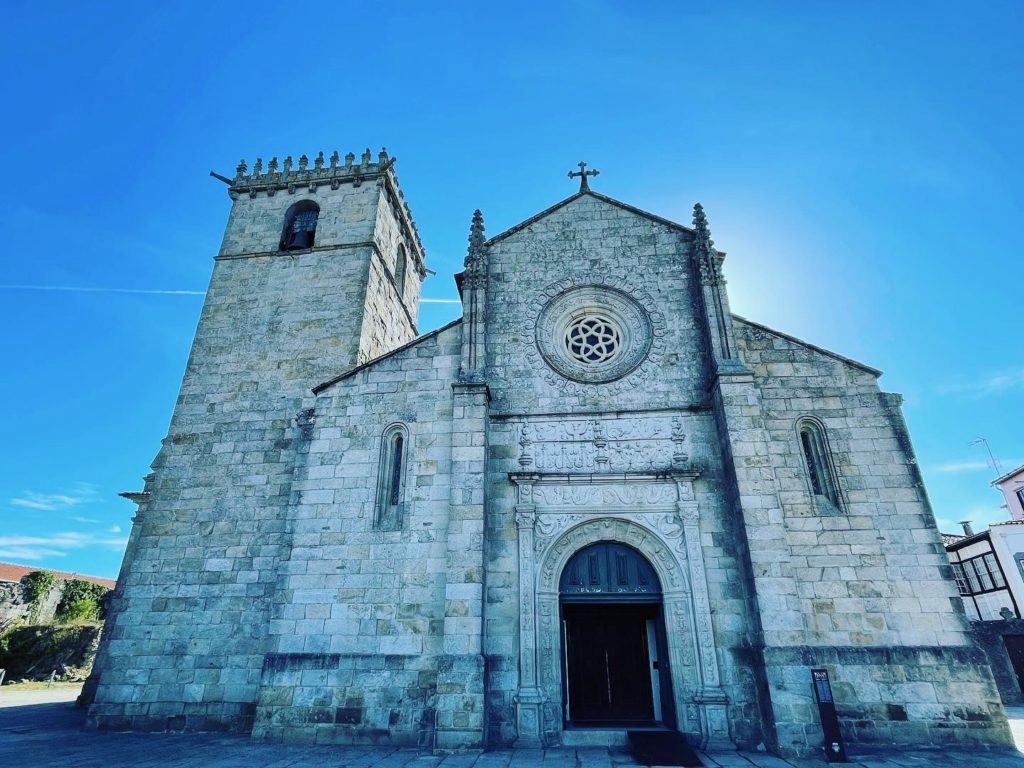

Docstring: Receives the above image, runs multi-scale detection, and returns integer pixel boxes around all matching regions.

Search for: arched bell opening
[558,541,675,730]
[279,199,320,251]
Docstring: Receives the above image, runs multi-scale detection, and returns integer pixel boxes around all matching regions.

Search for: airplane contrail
[0,284,462,303]
[0,284,206,296]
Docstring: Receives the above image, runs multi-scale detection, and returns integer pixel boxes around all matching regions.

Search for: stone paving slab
[1,691,1023,768]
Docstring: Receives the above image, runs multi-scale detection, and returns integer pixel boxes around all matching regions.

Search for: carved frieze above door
[517,414,689,473]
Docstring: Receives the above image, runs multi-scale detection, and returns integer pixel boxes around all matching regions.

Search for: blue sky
[0,2,1021,577]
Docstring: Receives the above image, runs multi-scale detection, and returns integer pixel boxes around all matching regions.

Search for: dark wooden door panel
[565,605,655,723]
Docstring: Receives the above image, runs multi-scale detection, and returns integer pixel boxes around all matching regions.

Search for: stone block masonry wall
[218,183,378,256]
[255,324,464,745]
[477,197,765,747]
[729,319,1010,754]
[481,409,765,748]
[734,319,970,649]
[254,653,437,745]
[761,646,1012,755]
[970,619,1024,705]
[484,195,709,414]
[88,172,422,732]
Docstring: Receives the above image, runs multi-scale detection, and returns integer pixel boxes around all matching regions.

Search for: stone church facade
[84,149,1012,756]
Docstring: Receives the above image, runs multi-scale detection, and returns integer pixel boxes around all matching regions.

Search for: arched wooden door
[559,542,671,727]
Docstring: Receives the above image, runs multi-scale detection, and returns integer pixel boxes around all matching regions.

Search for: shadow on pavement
[0,700,85,733]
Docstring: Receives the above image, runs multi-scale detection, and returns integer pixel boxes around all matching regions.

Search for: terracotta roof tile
[0,561,115,589]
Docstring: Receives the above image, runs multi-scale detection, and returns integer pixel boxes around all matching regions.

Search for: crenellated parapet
[228,147,424,258]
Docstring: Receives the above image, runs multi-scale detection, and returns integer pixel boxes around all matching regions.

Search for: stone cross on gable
[568,161,599,192]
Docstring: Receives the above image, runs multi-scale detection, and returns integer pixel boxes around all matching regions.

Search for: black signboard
[811,668,847,762]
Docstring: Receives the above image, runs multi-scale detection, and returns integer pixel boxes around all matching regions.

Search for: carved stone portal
[508,469,732,749]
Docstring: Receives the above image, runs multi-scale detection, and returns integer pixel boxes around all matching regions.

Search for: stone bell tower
[85,148,426,732]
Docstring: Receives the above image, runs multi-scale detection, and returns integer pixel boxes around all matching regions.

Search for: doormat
[627,730,703,767]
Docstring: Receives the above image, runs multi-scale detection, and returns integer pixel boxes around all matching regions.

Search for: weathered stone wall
[484,196,711,414]
[86,173,1011,755]
[218,184,378,256]
[252,323,461,744]
[760,646,1011,754]
[970,620,1024,704]
[88,173,422,733]
[478,197,762,747]
[729,318,1009,753]
[734,318,969,649]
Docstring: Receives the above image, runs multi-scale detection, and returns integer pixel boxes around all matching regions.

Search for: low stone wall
[760,645,1012,756]
[970,620,1024,704]
[252,653,437,746]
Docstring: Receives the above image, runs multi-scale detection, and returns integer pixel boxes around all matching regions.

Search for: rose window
[535,285,654,384]
[564,315,622,364]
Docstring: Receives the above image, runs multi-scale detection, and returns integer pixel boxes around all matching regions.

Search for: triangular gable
[313,318,462,395]
[732,315,883,377]
[485,190,694,247]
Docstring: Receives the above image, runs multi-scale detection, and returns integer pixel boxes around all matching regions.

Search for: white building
[994,464,1024,521]
[945,522,1024,621]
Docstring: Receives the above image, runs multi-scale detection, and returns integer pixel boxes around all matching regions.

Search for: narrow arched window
[375,424,408,530]
[394,244,407,294]
[797,417,842,512]
[280,200,320,251]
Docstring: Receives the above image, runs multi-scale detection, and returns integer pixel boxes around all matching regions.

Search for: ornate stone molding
[515,415,689,473]
[524,276,667,394]
[508,470,732,749]
[535,285,651,384]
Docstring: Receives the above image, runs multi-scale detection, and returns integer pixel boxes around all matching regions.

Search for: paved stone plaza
[2,688,1023,767]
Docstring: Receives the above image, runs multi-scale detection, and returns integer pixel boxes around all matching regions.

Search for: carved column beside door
[676,479,731,749]
[513,477,545,747]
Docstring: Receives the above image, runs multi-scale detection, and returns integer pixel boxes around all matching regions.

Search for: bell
[283,229,314,250]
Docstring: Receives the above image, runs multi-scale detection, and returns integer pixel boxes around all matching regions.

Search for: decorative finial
[345,152,355,168]
[693,202,722,285]
[568,160,600,192]
[268,157,279,173]
[314,151,324,170]
[378,147,389,163]
[235,159,247,178]
[298,154,308,171]
[463,209,487,289]
[253,158,263,176]
[469,209,485,250]
[361,148,372,166]
[283,156,293,173]
[330,151,340,169]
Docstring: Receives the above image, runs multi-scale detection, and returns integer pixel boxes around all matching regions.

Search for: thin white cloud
[934,460,992,474]
[940,368,1024,398]
[10,484,99,511]
[108,525,122,534]
[0,546,68,561]
[932,458,1024,475]
[420,297,461,304]
[0,284,205,296]
[0,532,128,556]
[69,516,101,524]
